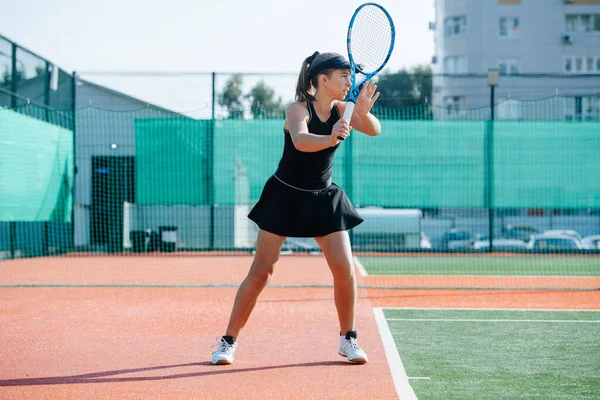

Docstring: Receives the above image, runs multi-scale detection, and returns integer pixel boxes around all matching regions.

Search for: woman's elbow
[368,127,381,137]
[291,137,309,151]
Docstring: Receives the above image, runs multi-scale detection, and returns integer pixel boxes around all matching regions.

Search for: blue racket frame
[342,2,396,123]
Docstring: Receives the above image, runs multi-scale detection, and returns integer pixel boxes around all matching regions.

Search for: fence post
[9,222,16,259]
[42,221,49,256]
[486,70,499,252]
[10,42,17,109]
[71,71,77,251]
[209,72,216,250]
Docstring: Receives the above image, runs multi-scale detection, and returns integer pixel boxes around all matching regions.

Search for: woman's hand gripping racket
[339,2,395,140]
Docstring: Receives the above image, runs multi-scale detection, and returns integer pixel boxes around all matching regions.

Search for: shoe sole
[339,353,368,364]
[212,359,233,365]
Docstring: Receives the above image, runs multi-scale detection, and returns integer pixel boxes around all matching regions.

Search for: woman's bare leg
[225,229,286,340]
[314,231,356,334]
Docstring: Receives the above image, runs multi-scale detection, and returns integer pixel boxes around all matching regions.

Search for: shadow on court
[0,361,355,386]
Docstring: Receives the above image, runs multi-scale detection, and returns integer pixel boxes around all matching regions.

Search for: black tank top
[274,101,341,190]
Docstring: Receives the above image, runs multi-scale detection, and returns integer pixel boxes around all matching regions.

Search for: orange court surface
[1,254,598,399]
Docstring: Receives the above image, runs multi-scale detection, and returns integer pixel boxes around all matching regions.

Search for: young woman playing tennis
[211,51,381,365]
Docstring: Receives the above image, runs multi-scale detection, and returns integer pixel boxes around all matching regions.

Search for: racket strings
[350,6,393,74]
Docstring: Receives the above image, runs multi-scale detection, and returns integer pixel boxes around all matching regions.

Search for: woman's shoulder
[334,100,347,114]
[287,101,308,111]
[286,101,310,119]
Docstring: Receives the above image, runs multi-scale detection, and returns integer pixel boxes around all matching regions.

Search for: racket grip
[338,101,355,140]
[342,101,355,123]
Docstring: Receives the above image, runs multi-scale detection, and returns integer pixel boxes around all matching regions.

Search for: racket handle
[338,101,355,140]
[343,101,355,123]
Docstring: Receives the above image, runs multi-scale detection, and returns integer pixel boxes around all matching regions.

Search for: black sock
[222,335,235,345]
[344,331,357,340]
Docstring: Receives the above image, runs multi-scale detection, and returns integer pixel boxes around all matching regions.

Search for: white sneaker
[338,331,368,364]
[211,337,237,365]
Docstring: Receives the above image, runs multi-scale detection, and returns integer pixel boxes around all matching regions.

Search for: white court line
[387,318,600,323]
[373,308,418,400]
[377,307,600,312]
[354,256,368,277]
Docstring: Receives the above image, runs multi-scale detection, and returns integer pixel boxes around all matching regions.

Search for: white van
[352,208,423,250]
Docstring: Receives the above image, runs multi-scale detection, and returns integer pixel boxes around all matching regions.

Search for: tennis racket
[341,3,395,128]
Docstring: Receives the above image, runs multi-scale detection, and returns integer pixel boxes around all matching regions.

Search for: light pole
[486,69,499,252]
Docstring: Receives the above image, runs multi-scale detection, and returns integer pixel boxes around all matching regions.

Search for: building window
[564,56,600,74]
[565,57,573,73]
[499,59,520,75]
[586,56,595,73]
[566,14,600,33]
[575,57,583,73]
[444,56,468,74]
[444,16,467,37]
[444,95,465,115]
[499,17,520,37]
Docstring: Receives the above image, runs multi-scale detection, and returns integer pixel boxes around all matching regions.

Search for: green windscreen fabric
[354,121,485,208]
[494,121,600,207]
[134,118,347,205]
[0,107,73,221]
[214,119,282,204]
[134,118,599,208]
[135,119,210,205]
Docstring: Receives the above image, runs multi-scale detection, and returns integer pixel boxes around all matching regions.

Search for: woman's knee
[247,259,276,286]
[330,261,355,282]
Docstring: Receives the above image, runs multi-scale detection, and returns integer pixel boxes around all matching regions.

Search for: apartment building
[431,0,600,119]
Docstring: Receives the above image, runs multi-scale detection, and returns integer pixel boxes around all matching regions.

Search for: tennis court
[375,308,600,399]
[1,254,599,399]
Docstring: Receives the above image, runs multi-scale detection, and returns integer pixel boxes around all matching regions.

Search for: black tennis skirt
[248,175,364,238]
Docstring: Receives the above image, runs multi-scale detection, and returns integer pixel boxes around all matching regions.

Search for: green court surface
[383,308,600,399]
[359,256,600,276]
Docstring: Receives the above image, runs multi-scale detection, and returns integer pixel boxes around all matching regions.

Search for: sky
[0,0,435,115]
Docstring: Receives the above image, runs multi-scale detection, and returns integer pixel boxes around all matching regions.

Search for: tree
[246,80,284,119]
[410,65,433,104]
[218,74,245,119]
[1,65,47,88]
[375,69,415,109]
[1,67,26,87]
[374,65,433,118]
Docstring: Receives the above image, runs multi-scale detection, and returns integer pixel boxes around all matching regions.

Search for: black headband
[307,55,351,78]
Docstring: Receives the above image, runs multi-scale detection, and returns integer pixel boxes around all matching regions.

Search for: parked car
[542,229,584,243]
[441,229,480,250]
[503,224,538,241]
[527,234,585,251]
[473,238,528,251]
[581,235,600,250]
[420,232,432,249]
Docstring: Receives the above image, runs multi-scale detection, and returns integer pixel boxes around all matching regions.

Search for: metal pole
[44,61,50,122]
[71,71,77,251]
[486,69,499,253]
[10,43,17,109]
[488,86,495,252]
[209,72,216,250]
[9,222,16,259]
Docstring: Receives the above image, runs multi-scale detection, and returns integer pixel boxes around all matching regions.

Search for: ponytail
[295,51,349,103]
[295,51,319,103]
